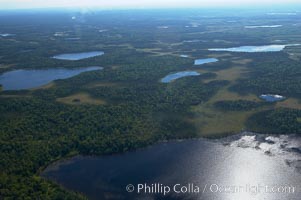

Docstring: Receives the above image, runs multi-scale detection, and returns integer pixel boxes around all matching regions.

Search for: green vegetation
[214,100,267,111]
[230,54,301,98]
[56,93,106,105]
[0,9,301,199]
[247,109,301,133]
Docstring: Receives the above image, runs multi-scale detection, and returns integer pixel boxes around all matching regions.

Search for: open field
[0,64,14,69]
[84,81,119,88]
[190,86,264,136]
[191,104,258,136]
[190,57,267,136]
[31,82,56,90]
[56,93,106,105]
[276,98,301,110]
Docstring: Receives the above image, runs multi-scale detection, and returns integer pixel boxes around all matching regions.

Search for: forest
[0,9,301,199]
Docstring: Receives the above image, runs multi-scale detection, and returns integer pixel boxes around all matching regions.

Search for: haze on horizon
[1,0,301,10]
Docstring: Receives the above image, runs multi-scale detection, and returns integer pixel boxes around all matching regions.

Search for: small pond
[161,71,200,83]
[0,33,15,37]
[194,58,218,65]
[52,51,104,61]
[259,94,286,102]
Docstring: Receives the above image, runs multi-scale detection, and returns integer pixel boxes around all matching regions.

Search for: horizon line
[1,3,301,11]
[1,6,301,12]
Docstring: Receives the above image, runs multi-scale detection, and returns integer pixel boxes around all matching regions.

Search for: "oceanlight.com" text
[125,183,297,196]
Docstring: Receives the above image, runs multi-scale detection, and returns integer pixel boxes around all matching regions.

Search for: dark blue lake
[42,134,301,200]
[0,66,103,91]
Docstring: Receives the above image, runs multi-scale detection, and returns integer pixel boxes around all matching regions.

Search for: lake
[267,12,297,15]
[0,66,103,91]
[259,94,286,102]
[194,58,218,65]
[161,71,200,83]
[157,26,169,29]
[180,55,189,58]
[42,133,301,200]
[245,25,282,29]
[65,37,81,41]
[208,44,300,52]
[183,39,202,43]
[52,51,104,61]
[0,33,15,37]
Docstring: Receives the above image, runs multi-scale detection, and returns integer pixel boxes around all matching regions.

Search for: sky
[1,0,301,10]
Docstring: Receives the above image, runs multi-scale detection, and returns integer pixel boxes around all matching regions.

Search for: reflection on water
[0,66,103,90]
[52,51,104,60]
[161,71,200,83]
[42,133,301,200]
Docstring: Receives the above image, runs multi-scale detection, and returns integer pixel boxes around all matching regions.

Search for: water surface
[42,133,301,200]
[183,39,202,43]
[208,44,300,52]
[194,58,218,65]
[267,13,297,15]
[0,33,14,37]
[65,37,81,41]
[52,51,104,61]
[157,26,169,29]
[259,94,286,102]
[245,25,282,29]
[161,71,200,83]
[0,66,103,91]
